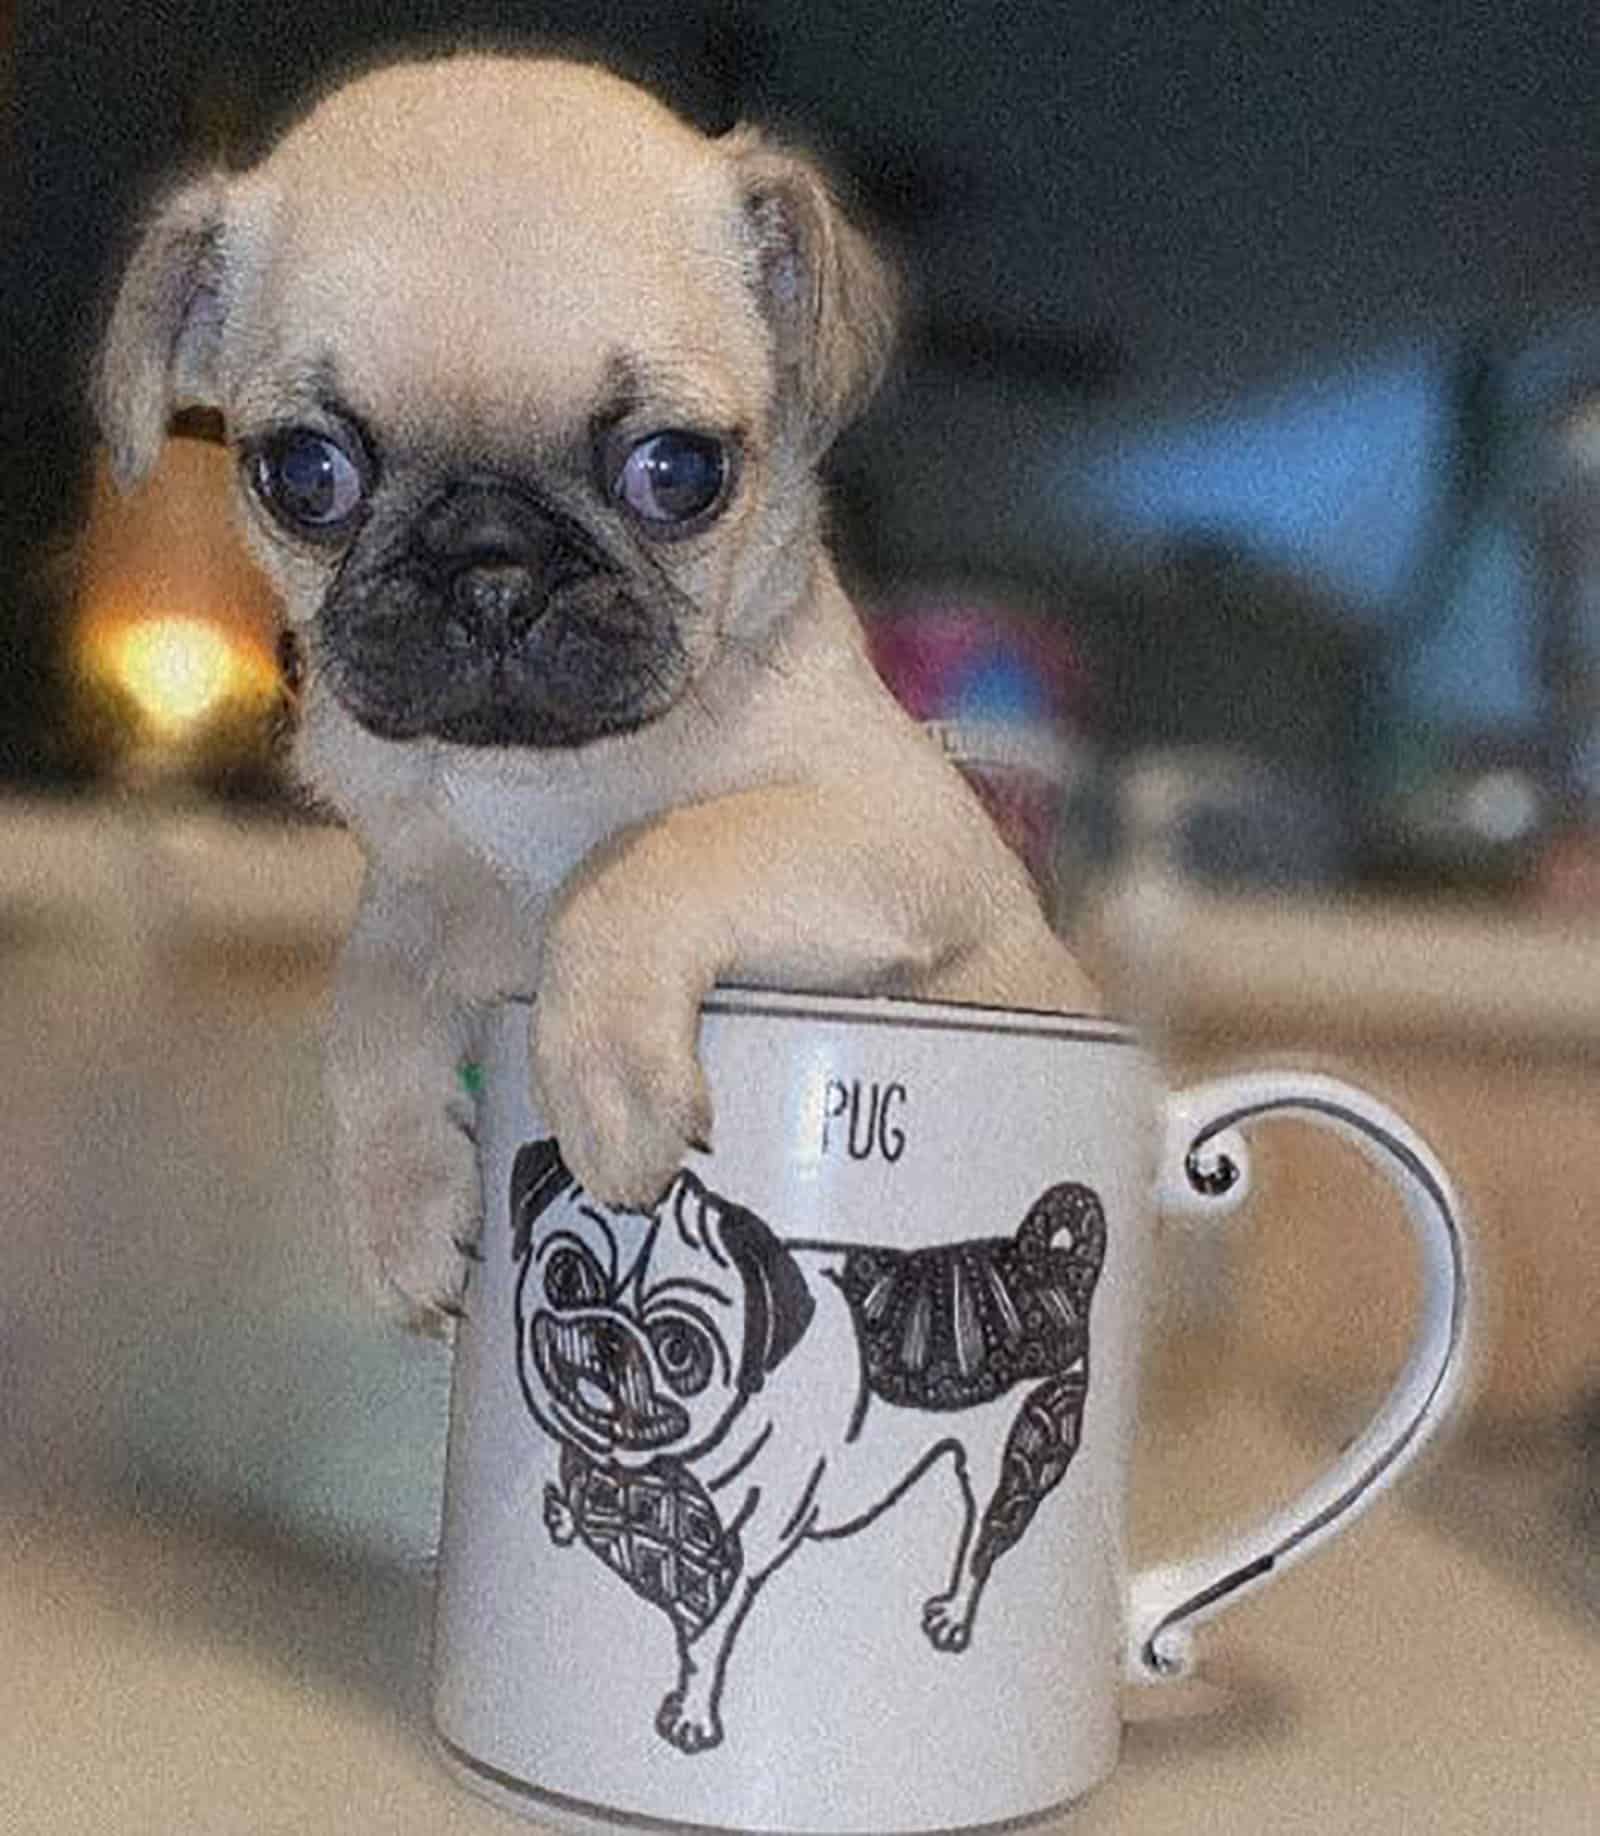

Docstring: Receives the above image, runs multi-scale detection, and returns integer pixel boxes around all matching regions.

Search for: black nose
[451,561,542,644]
[418,479,599,653]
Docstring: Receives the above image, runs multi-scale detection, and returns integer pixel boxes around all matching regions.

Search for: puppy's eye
[647,1316,715,1397]
[250,430,366,535]
[614,431,727,529]
[544,1246,606,1309]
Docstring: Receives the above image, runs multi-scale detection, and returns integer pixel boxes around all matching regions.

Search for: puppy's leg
[325,879,482,1323]
[534,782,1095,1206]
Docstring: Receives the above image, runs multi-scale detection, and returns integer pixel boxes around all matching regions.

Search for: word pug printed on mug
[432,991,1469,1836]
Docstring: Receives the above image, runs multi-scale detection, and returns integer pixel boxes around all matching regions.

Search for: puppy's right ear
[95,175,231,490]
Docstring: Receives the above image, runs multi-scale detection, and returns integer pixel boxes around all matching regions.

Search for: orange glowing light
[72,438,288,769]
[78,612,281,740]
[104,615,238,731]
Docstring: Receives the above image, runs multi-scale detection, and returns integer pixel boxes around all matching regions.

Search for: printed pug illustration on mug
[509,1138,1107,1755]
[432,993,1469,1836]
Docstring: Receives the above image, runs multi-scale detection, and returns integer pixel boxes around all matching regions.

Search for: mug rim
[700,983,1137,1044]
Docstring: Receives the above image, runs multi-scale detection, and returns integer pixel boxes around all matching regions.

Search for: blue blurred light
[1064,346,1449,614]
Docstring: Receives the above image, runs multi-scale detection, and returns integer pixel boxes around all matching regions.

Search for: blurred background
[3,5,1598,1831]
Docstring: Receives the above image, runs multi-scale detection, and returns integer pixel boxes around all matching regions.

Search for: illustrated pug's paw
[532,918,713,1209]
[656,1685,723,1755]
[921,1593,975,1652]
[331,1098,483,1329]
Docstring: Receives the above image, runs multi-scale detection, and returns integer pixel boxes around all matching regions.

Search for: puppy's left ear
[730,129,900,459]
[718,1201,816,1393]
[95,173,232,490]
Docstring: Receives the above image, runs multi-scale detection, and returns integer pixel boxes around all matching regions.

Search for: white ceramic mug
[432,990,1470,1834]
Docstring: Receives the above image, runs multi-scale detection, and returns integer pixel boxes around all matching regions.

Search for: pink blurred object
[865,595,1093,903]
[1532,831,1600,910]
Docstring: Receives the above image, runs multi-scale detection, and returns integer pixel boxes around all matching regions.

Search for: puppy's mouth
[316,481,700,748]
[533,1313,691,1453]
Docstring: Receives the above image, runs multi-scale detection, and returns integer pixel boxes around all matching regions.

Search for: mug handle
[1125,1070,1473,1683]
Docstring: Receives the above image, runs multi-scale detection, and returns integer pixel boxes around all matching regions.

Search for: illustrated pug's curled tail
[1015,1182,1107,1295]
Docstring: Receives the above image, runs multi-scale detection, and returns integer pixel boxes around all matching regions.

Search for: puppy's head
[510,1140,814,1467]
[95,55,896,754]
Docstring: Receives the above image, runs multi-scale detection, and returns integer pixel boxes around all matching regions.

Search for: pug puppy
[509,1139,1106,1754]
[96,53,1098,1322]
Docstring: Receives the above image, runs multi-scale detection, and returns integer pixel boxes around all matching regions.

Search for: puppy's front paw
[534,1021,711,1209]
[532,923,712,1210]
[332,1101,483,1328]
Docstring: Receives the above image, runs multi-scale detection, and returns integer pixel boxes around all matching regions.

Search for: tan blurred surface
[1090,878,1600,1424]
